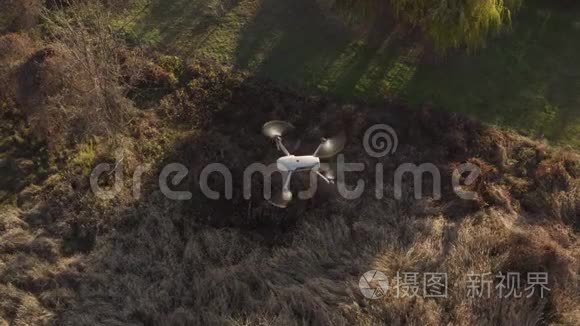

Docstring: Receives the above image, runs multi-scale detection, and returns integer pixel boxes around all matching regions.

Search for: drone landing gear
[268,171,293,208]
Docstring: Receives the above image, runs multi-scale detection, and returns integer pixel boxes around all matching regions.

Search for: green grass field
[120,0,580,148]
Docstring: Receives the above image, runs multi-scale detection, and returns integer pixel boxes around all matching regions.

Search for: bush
[15,1,138,149]
[158,60,246,128]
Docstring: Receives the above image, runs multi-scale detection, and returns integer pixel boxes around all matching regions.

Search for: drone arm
[315,171,333,184]
[275,137,291,156]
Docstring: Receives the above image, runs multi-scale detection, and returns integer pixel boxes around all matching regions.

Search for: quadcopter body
[276,155,320,173]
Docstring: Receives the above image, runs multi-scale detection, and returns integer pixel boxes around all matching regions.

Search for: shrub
[158,60,246,128]
[15,1,138,149]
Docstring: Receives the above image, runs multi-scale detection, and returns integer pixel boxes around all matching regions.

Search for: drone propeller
[262,120,295,139]
[313,132,346,159]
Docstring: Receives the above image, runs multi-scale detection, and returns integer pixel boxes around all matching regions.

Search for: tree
[334,0,522,51]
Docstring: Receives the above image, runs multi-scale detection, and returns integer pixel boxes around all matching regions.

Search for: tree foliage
[334,0,522,51]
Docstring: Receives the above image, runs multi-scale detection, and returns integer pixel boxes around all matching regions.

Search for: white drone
[262,120,346,208]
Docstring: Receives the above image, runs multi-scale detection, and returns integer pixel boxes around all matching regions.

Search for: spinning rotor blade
[262,120,295,139]
[314,132,346,158]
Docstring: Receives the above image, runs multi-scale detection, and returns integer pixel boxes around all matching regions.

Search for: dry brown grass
[0,0,43,32]
[0,33,37,103]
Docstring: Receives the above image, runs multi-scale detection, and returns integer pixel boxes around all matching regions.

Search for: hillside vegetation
[120,0,580,148]
[0,1,579,325]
